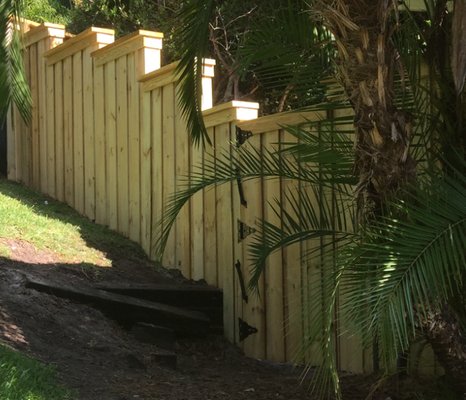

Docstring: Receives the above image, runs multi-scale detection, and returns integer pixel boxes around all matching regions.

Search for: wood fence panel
[116,55,129,235]
[174,84,191,278]
[6,107,15,180]
[215,123,234,339]
[83,45,97,220]
[127,52,141,243]
[161,83,176,268]
[104,60,118,231]
[29,43,40,190]
[54,61,64,202]
[150,87,163,260]
[214,122,232,290]
[63,55,74,206]
[281,131,304,363]
[241,133,266,360]
[140,91,152,255]
[190,143,204,280]
[22,46,31,186]
[203,127,217,286]
[72,51,84,213]
[37,39,47,192]
[231,122,244,347]
[13,105,23,184]
[137,42,162,256]
[45,61,55,197]
[262,130,286,362]
[94,64,106,225]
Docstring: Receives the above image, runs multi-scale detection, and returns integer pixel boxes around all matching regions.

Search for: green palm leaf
[0,0,32,123]
[153,122,355,261]
[340,163,466,368]
[174,0,215,146]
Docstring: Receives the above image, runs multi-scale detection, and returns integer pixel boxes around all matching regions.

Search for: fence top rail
[139,58,216,92]
[202,101,259,128]
[44,26,115,65]
[237,109,328,135]
[92,29,163,67]
[23,22,66,47]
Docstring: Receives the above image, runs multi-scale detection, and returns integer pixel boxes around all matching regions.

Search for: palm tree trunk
[320,0,416,218]
[320,0,465,391]
[424,305,466,395]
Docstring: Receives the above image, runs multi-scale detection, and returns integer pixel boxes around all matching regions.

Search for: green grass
[0,344,73,400]
[0,178,148,266]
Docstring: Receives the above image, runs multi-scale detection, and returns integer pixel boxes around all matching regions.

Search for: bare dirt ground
[0,238,456,400]
[0,238,317,400]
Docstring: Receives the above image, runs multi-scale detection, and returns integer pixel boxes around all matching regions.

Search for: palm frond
[153,122,355,262]
[340,163,466,369]
[174,0,215,146]
[237,1,334,107]
[248,186,355,290]
[0,0,31,123]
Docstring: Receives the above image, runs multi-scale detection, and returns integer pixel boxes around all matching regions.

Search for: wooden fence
[6,21,440,375]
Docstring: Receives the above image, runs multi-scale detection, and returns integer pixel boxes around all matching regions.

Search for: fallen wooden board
[95,283,223,308]
[26,277,210,336]
[96,283,223,330]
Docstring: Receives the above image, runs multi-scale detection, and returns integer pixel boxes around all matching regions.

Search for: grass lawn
[0,178,147,266]
[0,344,73,400]
[0,178,152,399]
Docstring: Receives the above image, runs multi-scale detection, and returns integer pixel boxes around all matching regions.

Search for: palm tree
[0,0,32,124]
[156,0,466,397]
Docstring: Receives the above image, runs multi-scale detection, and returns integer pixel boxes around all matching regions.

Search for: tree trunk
[424,305,466,396]
[320,0,465,392]
[320,0,416,219]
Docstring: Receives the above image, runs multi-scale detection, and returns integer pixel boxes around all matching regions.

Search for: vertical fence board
[231,122,243,346]
[150,87,163,260]
[116,56,129,235]
[203,127,217,286]
[215,122,234,340]
[174,84,191,278]
[214,122,231,290]
[94,64,106,225]
[105,60,118,230]
[45,62,55,196]
[72,51,84,213]
[54,61,64,202]
[127,52,141,242]
[161,83,176,268]
[241,133,266,360]
[63,56,74,206]
[13,105,23,183]
[37,39,47,192]
[6,107,15,180]
[22,47,31,186]
[83,46,96,220]
[281,131,303,363]
[140,91,152,255]
[29,44,40,190]
[190,143,204,280]
[263,130,285,362]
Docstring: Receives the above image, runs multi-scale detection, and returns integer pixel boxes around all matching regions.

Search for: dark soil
[0,239,458,400]
[0,239,314,400]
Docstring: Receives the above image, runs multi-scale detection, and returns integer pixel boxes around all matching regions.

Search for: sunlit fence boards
[6,21,439,375]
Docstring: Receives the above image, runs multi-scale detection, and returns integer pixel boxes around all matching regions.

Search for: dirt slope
[0,241,311,400]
